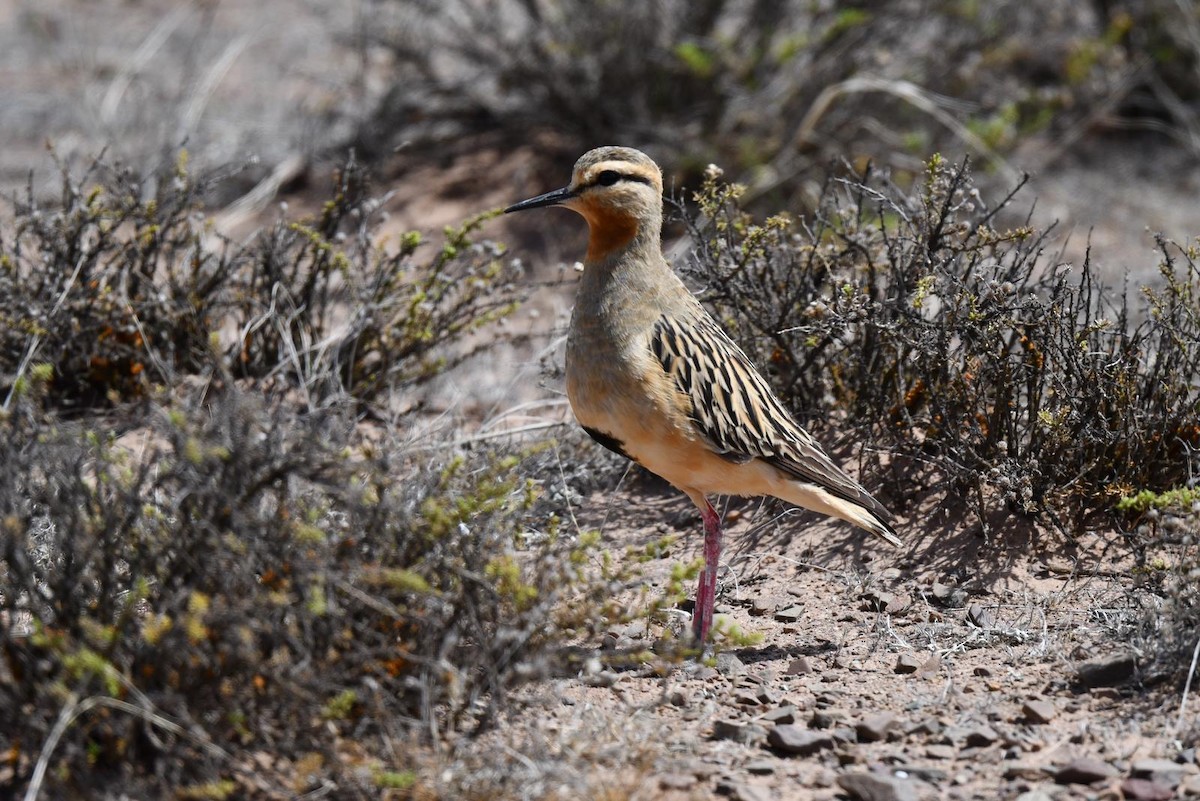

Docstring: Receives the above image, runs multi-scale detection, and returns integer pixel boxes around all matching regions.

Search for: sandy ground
[426,479,1200,800]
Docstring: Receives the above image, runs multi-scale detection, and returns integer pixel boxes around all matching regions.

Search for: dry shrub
[683,156,1200,531]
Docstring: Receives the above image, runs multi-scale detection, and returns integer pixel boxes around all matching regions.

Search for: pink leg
[693,499,723,644]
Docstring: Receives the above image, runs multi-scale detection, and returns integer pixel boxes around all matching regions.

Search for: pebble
[1003,763,1050,781]
[1022,699,1056,724]
[837,771,919,801]
[831,727,859,745]
[1075,652,1136,688]
[1054,757,1118,785]
[967,603,995,628]
[925,745,957,760]
[759,705,799,725]
[1013,791,1056,801]
[1121,777,1176,801]
[716,652,747,677]
[860,589,896,612]
[711,720,767,745]
[715,780,773,801]
[767,725,835,756]
[786,657,813,675]
[894,653,922,674]
[943,723,999,747]
[810,708,846,729]
[745,760,776,775]
[931,580,968,608]
[892,765,948,783]
[756,686,780,705]
[775,605,804,623]
[749,597,774,617]
[856,712,900,742]
[1131,757,1196,787]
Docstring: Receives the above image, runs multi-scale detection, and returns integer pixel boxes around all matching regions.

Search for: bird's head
[505,147,663,259]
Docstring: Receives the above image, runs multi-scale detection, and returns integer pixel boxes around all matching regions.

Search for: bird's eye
[596,170,621,186]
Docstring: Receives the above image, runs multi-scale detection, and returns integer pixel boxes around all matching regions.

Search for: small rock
[860,589,896,612]
[810,708,846,729]
[1054,757,1118,785]
[931,580,968,608]
[907,718,943,737]
[837,771,919,801]
[925,745,957,760]
[1022,699,1056,724]
[715,652,746,676]
[831,727,859,745]
[759,705,798,725]
[967,603,995,628]
[775,605,804,623]
[836,747,863,767]
[1013,791,1056,801]
[734,690,763,706]
[1131,757,1195,787]
[891,765,948,783]
[856,712,900,743]
[1003,763,1050,781]
[749,597,774,617]
[658,773,697,790]
[756,686,780,705]
[786,657,813,675]
[942,723,999,747]
[1121,778,1175,801]
[712,719,767,745]
[715,781,773,801]
[973,666,992,677]
[894,653,922,674]
[767,725,834,756]
[745,760,776,776]
[881,567,902,581]
[1075,652,1136,688]
[668,689,689,707]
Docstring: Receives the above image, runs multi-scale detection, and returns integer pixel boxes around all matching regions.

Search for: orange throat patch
[582,205,639,262]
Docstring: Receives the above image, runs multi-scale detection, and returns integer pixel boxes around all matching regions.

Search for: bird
[504,146,900,644]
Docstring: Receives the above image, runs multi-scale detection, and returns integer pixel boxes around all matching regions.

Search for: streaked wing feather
[650,313,887,517]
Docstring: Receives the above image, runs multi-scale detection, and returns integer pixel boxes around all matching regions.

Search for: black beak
[504,185,575,214]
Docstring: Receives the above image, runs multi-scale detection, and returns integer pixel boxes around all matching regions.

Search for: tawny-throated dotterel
[505,146,900,643]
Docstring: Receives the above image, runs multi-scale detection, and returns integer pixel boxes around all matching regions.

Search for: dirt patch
[414,480,1197,800]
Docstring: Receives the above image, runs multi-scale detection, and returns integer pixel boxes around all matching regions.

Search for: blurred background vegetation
[1,0,1199,798]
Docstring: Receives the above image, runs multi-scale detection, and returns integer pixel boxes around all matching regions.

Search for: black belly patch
[582,426,632,460]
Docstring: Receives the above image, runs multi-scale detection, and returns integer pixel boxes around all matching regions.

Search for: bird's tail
[778,482,902,547]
